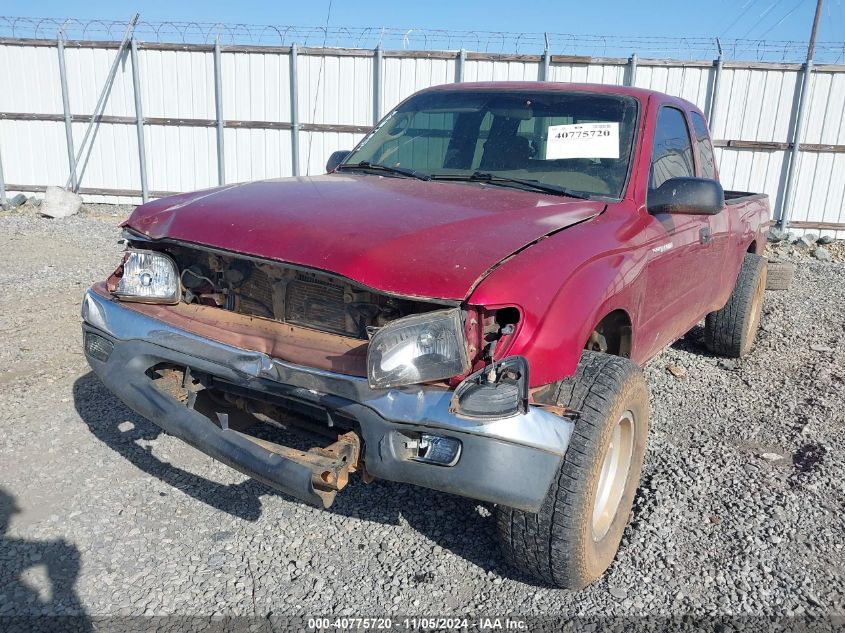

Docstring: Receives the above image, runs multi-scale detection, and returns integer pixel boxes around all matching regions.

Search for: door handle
[699,227,711,244]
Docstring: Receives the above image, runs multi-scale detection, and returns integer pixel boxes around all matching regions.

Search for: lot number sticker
[546,122,620,159]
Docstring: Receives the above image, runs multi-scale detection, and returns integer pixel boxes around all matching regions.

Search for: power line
[759,0,809,38]
[305,0,333,176]
[739,0,789,38]
[720,0,760,36]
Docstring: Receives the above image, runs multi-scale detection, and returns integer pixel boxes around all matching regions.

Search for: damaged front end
[111,238,453,340]
[82,235,572,512]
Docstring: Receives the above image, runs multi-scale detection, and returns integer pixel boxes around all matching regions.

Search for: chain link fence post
[540,33,551,81]
[456,48,466,82]
[289,43,300,177]
[373,43,383,124]
[130,38,148,202]
[627,53,638,87]
[57,35,77,191]
[708,52,724,130]
[779,60,814,230]
[213,36,226,186]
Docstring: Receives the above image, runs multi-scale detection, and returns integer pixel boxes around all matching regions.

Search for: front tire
[705,253,767,357]
[495,352,649,589]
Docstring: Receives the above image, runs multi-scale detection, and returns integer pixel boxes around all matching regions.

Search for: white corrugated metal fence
[1,38,844,236]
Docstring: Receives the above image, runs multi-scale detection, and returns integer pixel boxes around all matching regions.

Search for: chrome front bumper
[81,288,572,511]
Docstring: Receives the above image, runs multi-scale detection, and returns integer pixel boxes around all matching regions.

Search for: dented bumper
[81,288,572,512]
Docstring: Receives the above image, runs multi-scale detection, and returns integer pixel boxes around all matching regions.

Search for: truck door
[638,106,711,355]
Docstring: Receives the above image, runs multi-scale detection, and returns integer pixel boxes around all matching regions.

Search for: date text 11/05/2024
[307,617,528,630]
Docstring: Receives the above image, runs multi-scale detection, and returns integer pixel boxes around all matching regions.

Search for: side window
[649,107,694,190]
[691,112,716,180]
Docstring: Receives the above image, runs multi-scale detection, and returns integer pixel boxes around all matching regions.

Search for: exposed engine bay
[159,245,449,339]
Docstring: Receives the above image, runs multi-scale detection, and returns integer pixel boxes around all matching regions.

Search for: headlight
[367,308,470,389]
[114,249,179,304]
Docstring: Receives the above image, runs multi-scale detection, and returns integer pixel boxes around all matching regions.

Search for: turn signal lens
[84,331,114,362]
[412,434,462,466]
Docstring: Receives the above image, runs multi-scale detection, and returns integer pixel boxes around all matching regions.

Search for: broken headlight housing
[367,308,470,389]
[450,356,529,419]
[114,249,180,304]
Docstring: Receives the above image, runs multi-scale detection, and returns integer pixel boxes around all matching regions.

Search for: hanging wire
[305,0,334,176]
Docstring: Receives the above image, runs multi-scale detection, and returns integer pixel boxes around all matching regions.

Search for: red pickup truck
[82,82,769,588]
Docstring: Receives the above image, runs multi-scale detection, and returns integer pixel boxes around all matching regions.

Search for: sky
[3,1,844,50]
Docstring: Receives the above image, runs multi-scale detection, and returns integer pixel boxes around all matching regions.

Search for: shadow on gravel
[0,488,90,630]
[669,324,717,356]
[73,372,268,522]
[72,372,541,585]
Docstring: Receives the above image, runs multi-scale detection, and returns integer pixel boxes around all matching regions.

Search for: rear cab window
[690,112,717,180]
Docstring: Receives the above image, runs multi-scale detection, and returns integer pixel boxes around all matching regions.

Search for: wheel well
[747,240,757,253]
[586,309,633,358]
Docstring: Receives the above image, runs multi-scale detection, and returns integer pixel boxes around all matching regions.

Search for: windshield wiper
[337,161,431,181]
[430,171,590,199]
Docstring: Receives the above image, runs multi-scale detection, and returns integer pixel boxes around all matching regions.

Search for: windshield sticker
[545,122,620,159]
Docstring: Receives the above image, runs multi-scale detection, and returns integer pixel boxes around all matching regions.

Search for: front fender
[468,209,649,387]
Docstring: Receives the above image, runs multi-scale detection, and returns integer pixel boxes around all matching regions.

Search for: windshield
[344,89,639,198]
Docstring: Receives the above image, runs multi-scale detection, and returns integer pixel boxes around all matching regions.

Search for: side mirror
[647,177,724,215]
[326,150,351,173]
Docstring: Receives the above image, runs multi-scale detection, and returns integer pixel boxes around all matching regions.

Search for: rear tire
[705,253,767,357]
[495,352,649,589]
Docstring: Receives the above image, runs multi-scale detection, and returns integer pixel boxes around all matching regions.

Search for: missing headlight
[449,355,529,420]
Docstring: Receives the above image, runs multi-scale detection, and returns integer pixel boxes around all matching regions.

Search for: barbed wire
[1,16,844,63]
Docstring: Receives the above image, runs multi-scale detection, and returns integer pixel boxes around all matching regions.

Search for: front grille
[238,268,274,318]
[285,274,347,334]
[163,244,447,339]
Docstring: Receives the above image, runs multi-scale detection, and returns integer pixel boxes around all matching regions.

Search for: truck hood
[124,175,604,300]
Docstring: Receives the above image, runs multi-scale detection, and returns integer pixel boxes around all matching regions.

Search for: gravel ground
[0,203,843,626]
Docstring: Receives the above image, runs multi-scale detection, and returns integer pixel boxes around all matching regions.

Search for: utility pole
[807,0,824,60]
[779,0,824,231]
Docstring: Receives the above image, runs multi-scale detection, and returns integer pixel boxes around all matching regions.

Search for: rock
[666,364,686,379]
[816,235,833,245]
[27,196,42,208]
[760,452,784,462]
[5,193,28,209]
[793,236,814,251]
[609,587,628,600]
[803,233,818,243]
[809,344,833,352]
[40,186,82,218]
[207,554,225,568]
[718,359,737,371]
[767,228,787,243]
[812,247,831,262]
